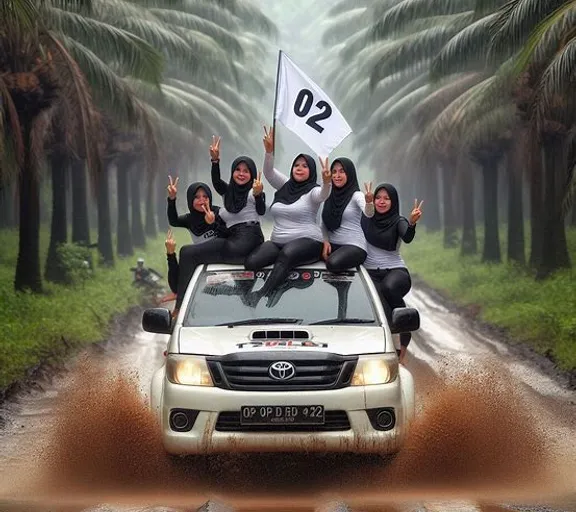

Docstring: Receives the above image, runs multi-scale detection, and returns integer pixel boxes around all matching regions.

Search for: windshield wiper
[309,318,376,325]
[218,318,303,327]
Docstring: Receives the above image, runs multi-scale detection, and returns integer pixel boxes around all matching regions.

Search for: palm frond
[510,3,576,76]
[535,38,576,127]
[461,103,517,153]
[370,23,471,87]
[431,12,498,80]
[372,84,432,131]
[0,78,24,168]
[149,8,244,58]
[328,0,371,16]
[489,0,566,61]
[59,35,142,126]
[47,7,164,84]
[321,8,369,45]
[371,0,475,39]
[47,32,102,173]
[0,0,40,31]
[410,72,485,128]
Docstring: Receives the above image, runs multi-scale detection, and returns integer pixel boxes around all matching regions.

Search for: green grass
[0,226,191,391]
[402,227,576,371]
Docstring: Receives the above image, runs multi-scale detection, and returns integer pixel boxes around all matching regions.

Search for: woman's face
[292,156,310,183]
[233,162,252,185]
[331,161,347,188]
[375,188,392,214]
[192,188,210,212]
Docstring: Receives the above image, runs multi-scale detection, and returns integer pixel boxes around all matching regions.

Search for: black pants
[175,223,264,309]
[326,244,367,272]
[368,268,412,348]
[245,237,323,296]
[167,253,179,294]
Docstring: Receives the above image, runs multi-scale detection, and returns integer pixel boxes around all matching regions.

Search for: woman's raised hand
[209,135,221,161]
[167,175,178,199]
[319,157,331,184]
[253,171,264,196]
[165,229,176,254]
[202,204,216,224]
[409,199,424,225]
[364,182,373,204]
[263,125,274,153]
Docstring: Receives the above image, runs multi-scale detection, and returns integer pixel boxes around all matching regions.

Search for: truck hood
[175,325,388,356]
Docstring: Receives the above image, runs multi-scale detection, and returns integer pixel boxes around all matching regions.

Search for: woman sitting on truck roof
[173,136,266,312]
[361,183,423,364]
[321,157,375,273]
[244,126,331,306]
[167,178,229,244]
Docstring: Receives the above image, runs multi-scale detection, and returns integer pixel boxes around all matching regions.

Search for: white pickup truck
[142,262,419,455]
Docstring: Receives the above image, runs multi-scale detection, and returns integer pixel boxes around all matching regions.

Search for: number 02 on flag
[273,51,353,158]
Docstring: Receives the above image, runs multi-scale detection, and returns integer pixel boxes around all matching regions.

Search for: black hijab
[272,153,319,205]
[186,182,220,236]
[361,183,405,251]
[224,156,257,213]
[322,157,360,232]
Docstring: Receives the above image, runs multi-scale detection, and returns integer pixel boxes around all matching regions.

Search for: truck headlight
[166,355,213,386]
[351,355,398,386]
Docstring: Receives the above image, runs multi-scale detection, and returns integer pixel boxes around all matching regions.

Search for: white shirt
[263,153,331,244]
[322,191,374,251]
[363,239,407,270]
[219,194,260,227]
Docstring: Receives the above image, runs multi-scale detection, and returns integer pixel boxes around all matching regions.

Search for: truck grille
[206,351,358,392]
[215,410,351,432]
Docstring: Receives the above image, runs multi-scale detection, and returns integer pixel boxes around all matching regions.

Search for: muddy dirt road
[0,287,575,512]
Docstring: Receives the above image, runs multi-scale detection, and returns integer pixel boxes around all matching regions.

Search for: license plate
[240,405,325,425]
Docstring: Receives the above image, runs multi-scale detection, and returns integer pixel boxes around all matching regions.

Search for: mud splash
[1,358,570,509]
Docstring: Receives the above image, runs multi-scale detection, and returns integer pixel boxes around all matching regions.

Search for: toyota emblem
[268,361,296,381]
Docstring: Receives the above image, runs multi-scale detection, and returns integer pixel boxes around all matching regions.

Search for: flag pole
[271,49,282,153]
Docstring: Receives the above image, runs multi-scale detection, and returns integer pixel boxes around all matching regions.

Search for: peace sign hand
[253,170,264,196]
[167,175,178,200]
[263,125,274,154]
[209,135,221,161]
[409,199,424,225]
[202,204,216,224]
[165,229,176,254]
[319,157,331,184]
[364,182,373,204]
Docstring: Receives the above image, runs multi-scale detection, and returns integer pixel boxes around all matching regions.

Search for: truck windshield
[183,268,378,327]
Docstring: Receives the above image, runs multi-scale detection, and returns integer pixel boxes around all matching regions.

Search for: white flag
[274,51,352,157]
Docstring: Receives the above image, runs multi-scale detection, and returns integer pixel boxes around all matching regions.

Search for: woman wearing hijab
[166,177,228,243]
[362,183,423,363]
[244,126,331,302]
[321,158,374,272]
[173,136,266,312]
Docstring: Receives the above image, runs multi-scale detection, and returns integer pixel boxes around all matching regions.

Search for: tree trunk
[423,166,441,232]
[507,159,525,265]
[156,176,169,231]
[481,160,501,263]
[145,173,157,237]
[460,170,477,256]
[45,151,69,283]
[15,123,42,292]
[130,162,146,248]
[440,163,458,248]
[0,181,17,228]
[529,149,544,269]
[70,158,91,246]
[97,159,114,266]
[536,136,571,278]
[116,158,133,257]
[571,203,576,227]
